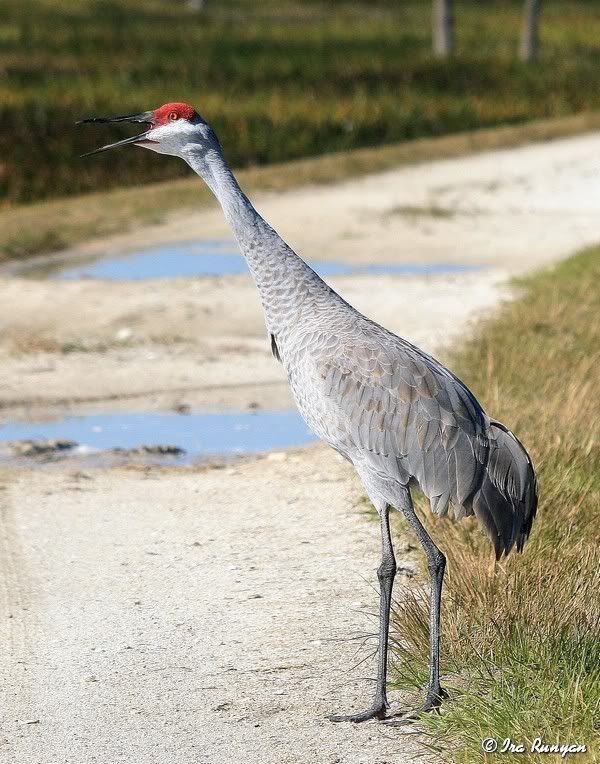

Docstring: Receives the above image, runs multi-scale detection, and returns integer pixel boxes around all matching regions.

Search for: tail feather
[472,420,538,559]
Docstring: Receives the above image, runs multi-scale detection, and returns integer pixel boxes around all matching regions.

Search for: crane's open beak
[77,111,155,157]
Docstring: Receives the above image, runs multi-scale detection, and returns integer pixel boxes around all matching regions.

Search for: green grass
[391,249,600,761]
[4,0,600,205]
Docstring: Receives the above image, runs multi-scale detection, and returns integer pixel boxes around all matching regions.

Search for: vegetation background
[393,249,600,762]
[3,0,600,206]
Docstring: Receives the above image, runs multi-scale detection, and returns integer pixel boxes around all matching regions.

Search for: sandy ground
[0,270,505,420]
[1,132,600,763]
[0,451,426,764]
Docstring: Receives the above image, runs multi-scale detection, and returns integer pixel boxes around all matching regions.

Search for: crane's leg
[397,498,448,714]
[329,503,396,723]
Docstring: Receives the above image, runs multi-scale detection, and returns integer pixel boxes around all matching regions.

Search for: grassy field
[3,0,600,206]
[391,249,600,761]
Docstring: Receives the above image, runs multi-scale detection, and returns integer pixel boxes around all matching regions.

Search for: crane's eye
[168,111,179,121]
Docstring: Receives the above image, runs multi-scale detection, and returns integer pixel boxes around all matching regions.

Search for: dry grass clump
[391,249,600,761]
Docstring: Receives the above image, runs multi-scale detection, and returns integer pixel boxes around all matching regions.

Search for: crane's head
[78,102,211,158]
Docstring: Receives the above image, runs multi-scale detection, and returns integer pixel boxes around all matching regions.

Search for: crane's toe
[329,703,387,723]
[422,685,449,712]
[380,711,417,727]
[381,686,449,726]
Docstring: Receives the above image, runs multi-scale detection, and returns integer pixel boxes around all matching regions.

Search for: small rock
[7,439,77,457]
[115,327,133,342]
[111,444,185,456]
[69,470,92,480]
[266,451,287,462]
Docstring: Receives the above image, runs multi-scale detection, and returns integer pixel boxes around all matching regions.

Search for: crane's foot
[329,701,387,724]
[421,685,449,712]
[381,686,449,727]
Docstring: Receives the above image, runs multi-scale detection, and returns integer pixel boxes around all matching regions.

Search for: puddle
[0,410,316,466]
[17,240,481,280]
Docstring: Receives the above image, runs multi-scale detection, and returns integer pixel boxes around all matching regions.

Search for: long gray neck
[184,142,335,334]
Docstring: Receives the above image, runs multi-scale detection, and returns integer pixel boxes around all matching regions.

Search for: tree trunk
[520,0,541,63]
[433,0,454,57]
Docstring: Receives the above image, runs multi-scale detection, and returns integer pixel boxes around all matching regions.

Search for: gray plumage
[236,208,537,561]
[81,105,538,724]
[280,288,536,560]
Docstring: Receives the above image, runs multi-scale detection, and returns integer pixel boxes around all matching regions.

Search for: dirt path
[0,451,427,764]
[0,270,505,419]
[3,132,600,418]
[1,132,600,763]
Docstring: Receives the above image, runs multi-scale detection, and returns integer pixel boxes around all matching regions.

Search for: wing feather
[308,324,536,557]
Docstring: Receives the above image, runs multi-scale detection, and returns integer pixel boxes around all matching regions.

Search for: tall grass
[3,0,600,205]
[391,249,600,761]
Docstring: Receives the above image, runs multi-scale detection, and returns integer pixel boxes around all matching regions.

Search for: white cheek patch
[144,121,202,155]
[148,123,178,141]
[139,141,169,155]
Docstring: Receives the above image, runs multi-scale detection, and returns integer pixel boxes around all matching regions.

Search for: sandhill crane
[79,103,538,724]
